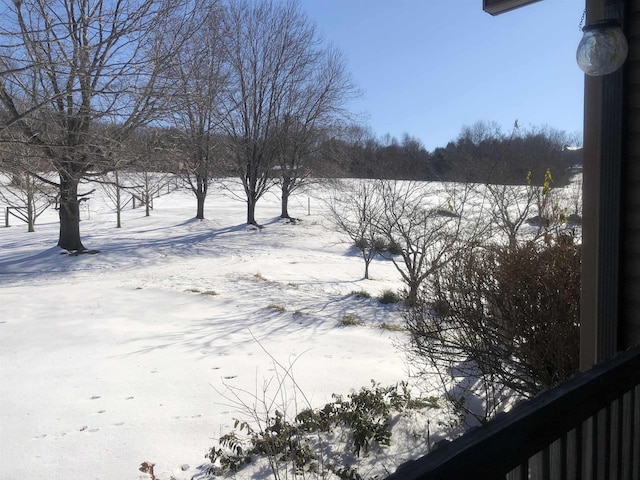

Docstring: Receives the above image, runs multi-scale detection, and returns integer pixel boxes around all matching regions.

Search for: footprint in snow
[79,426,100,433]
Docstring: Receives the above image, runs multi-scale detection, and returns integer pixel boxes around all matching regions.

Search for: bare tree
[0,167,56,231]
[220,0,339,226]
[169,1,227,220]
[0,0,195,252]
[325,180,383,280]
[272,44,357,220]
[325,178,484,293]
[100,168,129,228]
[374,180,478,306]
[92,129,143,228]
[124,128,176,218]
[324,123,379,179]
[485,180,538,248]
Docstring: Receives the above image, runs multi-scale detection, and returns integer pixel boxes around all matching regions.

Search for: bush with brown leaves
[404,236,580,422]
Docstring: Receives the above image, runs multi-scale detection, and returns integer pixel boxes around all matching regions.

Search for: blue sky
[298,0,585,151]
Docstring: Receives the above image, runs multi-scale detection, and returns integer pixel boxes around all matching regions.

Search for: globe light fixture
[577,20,628,76]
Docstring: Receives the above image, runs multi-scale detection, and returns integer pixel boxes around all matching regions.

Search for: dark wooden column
[620,0,640,350]
[581,0,632,369]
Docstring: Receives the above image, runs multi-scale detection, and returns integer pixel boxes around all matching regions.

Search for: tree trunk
[196,193,205,220]
[195,175,207,220]
[27,190,35,233]
[144,173,151,217]
[115,170,122,228]
[280,178,291,219]
[57,173,85,252]
[115,188,122,228]
[406,282,419,307]
[247,196,257,225]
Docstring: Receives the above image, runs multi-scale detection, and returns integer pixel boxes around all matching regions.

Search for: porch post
[580,0,627,369]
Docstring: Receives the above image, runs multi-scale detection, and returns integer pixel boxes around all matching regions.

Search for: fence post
[4,207,8,227]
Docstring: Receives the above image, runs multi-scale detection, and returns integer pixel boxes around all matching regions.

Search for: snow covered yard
[0,184,439,480]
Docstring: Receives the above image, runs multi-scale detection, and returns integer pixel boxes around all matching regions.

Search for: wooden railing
[386,344,640,480]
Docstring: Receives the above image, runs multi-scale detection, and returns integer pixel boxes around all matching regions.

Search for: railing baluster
[567,426,581,480]
[506,461,527,480]
[633,385,640,480]
[597,407,610,480]
[549,435,567,480]
[621,389,633,479]
[505,465,517,480]
[530,451,541,479]
[543,447,551,480]
[609,397,621,480]
[583,415,596,480]
[529,449,551,480]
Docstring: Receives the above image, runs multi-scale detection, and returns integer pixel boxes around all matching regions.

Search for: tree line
[316,120,581,185]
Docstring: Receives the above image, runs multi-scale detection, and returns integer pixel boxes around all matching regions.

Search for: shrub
[185,288,218,296]
[377,289,402,304]
[353,237,369,250]
[350,290,371,299]
[404,237,580,421]
[268,304,286,312]
[207,381,435,477]
[386,240,403,256]
[372,237,388,253]
[332,382,401,456]
[339,314,363,326]
[352,236,391,254]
